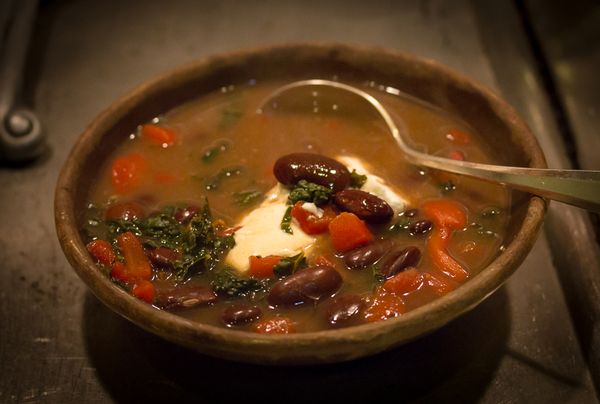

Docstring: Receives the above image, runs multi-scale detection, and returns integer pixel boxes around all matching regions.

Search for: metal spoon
[259,79,600,212]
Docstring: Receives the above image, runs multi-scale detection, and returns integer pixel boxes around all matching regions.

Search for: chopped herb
[280,206,293,234]
[173,202,236,279]
[273,252,307,277]
[349,169,367,188]
[233,190,263,207]
[287,180,333,205]
[210,267,268,297]
[205,166,243,191]
[439,180,456,194]
[220,108,243,130]
[202,140,231,163]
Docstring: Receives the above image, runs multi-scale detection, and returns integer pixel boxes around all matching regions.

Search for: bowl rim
[54,42,547,364]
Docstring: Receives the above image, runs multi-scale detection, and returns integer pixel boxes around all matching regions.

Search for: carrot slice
[421,199,467,230]
[363,288,405,322]
[447,150,465,161]
[427,229,469,282]
[248,255,283,278]
[141,124,176,147]
[328,212,373,252]
[111,153,147,194]
[116,232,152,280]
[254,317,296,334]
[423,273,454,296]
[445,128,471,144]
[291,202,337,235]
[132,280,156,303]
[110,261,129,283]
[422,199,469,282]
[154,172,178,184]
[383,268,424,295]
[86,239,116,267]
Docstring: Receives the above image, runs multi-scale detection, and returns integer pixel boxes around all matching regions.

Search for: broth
[83,80,509,333]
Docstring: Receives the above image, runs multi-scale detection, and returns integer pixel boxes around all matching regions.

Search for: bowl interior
[55,43,546,365]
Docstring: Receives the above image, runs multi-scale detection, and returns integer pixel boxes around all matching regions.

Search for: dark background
[1,1,599,402]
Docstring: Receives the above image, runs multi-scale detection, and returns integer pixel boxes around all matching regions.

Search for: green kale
[210,267,268,297]
[233,190,263,207]
[173,202,236,280]
[349,169,367,188]
[280,206,293,234]
[202,140,230,163]
[272,252,307,277]
[204,166,243,191]
[287,180,333,205]
[219,108,243,130]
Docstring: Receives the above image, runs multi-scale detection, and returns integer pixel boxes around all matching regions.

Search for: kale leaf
[202,140,230,163]
[272,252,307,277]
[210,267,268,297]
[173,202,236,280]
[204,166,244,191]
[280,206,293,235]
[349,169,367,188]
[233,190,263,207]
[287,180,332,205]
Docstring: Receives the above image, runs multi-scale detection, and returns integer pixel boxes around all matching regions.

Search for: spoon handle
[406,151,600,212]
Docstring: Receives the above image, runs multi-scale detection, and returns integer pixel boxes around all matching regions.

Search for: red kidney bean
[268,266,343,307]
[334,189,393,224]
[324,294,366,328]
[273,153,350,192]
[379,246,421,279]
[343,239,395,269]
[222,304,262,326]
[409,220,433,235]
[105,201,146,221]
[175,205,200,224]
[155,285,217,309]
[146,247,181,269]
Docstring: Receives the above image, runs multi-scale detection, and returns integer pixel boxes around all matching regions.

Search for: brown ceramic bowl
[55,43,546,365]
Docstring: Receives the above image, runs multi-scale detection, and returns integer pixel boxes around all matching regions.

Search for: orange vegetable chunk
[445,128,471,144]
[141,124,176,147]
[132,280,156,303]
[363,288,405,322]
[422,199,469,282]
[328,212,373,252]
[291,202,336,235]
[248,255,283,278]
[421,199,467,230]
[111,153,147,194]
[116,231,152,280]
[255,317,296,334]
[383,268,424,295]
[110,261,129,283]
[86,239,116,266]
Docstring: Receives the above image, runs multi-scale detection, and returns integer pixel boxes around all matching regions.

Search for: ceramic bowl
[55,43,546,365]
